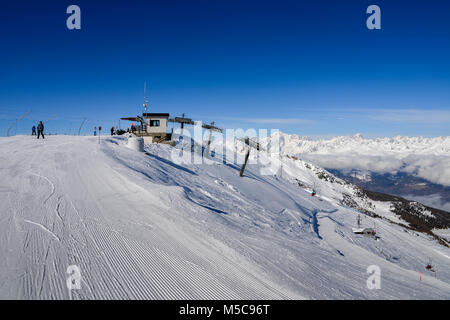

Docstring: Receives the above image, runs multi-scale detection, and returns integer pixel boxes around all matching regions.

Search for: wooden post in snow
[202,121,222,158]
[180,113,185,136]
[239,137,264,177]
[240,146,251,177]
[205,128,212,157]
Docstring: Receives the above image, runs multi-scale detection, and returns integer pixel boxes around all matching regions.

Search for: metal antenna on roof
[143,82,148,113]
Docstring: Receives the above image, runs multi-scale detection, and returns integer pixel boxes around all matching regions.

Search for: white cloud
[402,155,450,186]
[302,153,450,187]
[302,154,404,174]
[366,109,450,124]
[203,116,315,125]
[246,118,313,124]
[402,194,450,212]
[307,108,450,124]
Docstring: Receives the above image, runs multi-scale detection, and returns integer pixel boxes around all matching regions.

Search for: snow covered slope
[0,135,449,299]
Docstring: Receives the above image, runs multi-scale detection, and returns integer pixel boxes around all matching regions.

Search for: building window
[150,120,160,127]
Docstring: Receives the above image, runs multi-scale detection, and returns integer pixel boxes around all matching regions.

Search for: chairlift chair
[426,259,435,272]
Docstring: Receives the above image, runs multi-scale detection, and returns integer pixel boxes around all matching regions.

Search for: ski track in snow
[0,135,449,299]
[23,220,60,242]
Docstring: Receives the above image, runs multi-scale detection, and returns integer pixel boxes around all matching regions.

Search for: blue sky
[0,0,449,138]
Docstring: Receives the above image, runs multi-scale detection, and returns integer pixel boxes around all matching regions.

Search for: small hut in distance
[352,227,377,237]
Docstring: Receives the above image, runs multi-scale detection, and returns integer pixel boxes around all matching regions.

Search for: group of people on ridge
[31,121,45,139]
[31,123,123,138]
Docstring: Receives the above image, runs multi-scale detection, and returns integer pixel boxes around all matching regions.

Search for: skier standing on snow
[110,126,114,136]
[37,121,44,139]
[94,126,97,136]
[31,125,36,136]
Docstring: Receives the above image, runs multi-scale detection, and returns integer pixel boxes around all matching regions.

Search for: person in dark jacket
[37,121,44,139]
[32,126,36,136]
[110,127,115,136]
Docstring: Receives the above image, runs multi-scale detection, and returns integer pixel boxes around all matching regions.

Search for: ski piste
[0,135,449,299]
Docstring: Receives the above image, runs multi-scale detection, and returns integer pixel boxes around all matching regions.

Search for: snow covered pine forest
[0,134,449,299]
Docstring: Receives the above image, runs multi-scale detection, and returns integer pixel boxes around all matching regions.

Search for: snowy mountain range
[0,135,449,299]
[259,132,450,212]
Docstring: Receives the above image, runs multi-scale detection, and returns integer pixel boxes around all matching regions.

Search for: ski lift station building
[121,113,172,144]
[142,113,170,139]
[121,109,222,149]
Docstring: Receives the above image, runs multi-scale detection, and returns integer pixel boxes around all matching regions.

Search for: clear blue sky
[0,0,449,137]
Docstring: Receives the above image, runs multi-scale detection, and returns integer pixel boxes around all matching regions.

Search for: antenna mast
[143,82,148,113]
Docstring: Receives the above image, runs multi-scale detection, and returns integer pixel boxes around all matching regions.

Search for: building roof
[143,113,170,118]
[120,117,141,122]
[352,228,376,235]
